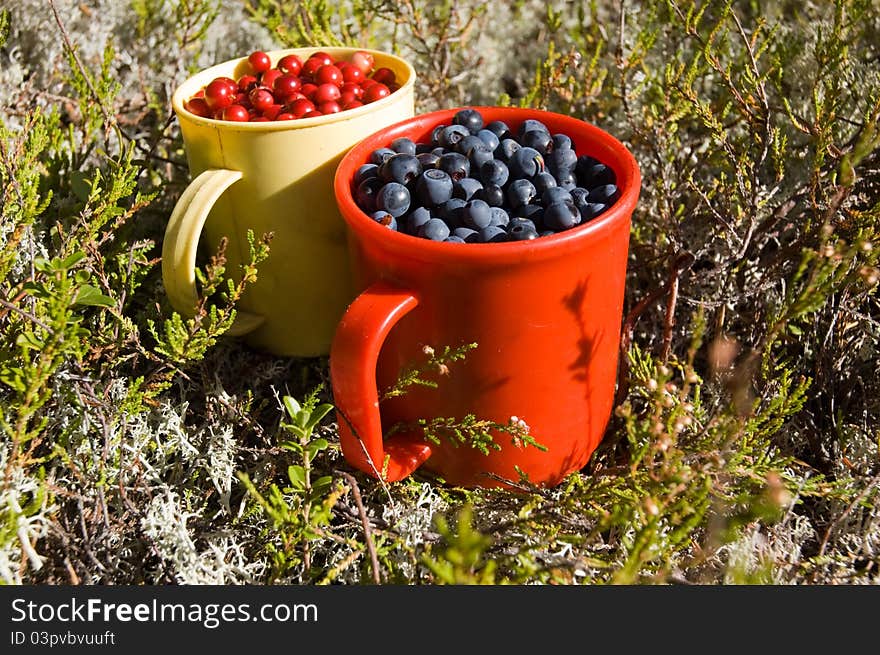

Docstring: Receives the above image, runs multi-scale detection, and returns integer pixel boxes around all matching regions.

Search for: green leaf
[75,284,114,307]
[311,475,333,497]
[288,465,306,491]
[60,251,86,270]
[16,331,44,351]
[305,403,334,431]
[306,438,329,460]
[283,396,301,419]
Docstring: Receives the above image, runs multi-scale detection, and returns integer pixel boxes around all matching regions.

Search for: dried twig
[339,471,382,584]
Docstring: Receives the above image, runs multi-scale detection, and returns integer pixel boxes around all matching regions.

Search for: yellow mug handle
[162,168,265,337]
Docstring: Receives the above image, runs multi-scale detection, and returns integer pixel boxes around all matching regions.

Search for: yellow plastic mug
[164,47,416,356]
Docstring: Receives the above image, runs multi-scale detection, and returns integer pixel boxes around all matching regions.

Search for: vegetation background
[0,0,877,585]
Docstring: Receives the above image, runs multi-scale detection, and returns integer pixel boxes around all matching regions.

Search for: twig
[0,297,54,334]
[817,470,880,559]
[339,471,382,584]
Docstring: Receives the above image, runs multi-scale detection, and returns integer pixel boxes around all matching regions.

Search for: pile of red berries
[184,50,401,122]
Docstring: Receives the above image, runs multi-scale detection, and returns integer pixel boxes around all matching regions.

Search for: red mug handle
[330,281,433,482]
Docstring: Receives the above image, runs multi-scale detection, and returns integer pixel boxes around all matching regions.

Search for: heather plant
[0,0,877,586]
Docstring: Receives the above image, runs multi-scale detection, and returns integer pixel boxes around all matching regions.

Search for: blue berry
[444,235,466,243]
[546,147,578,178]
[430,124,447,147]
[569,186,590,210]
[578,161,615,188]
[418,218,451,241]
[404,206,432,235]
[479,159,509,187]
[533,171,558,195]
[437,197,467,227]
[588,184,619,204]
[579,202,607,221]
[507,221,539,241]
[508,147,545,179]
[379,153,422,185]
[497,138,521,163]
[542,186,573,207]
[478,225,509,243]
[476,129,500,152]
[552,133,573,151]
[484,120,511,139]
[521,129,553,154]
[416,152,441,169]
[371,210,398,230]
[474,184,505,207]
[453,227,480,243]
[508,217,537,233]
[453,108,484,134]
[515,204,544,225]
[369,147,396,166]
[489,206,510,227]
[415,168,453,206]
[455,135,485,157]
[354,163,378,186]
[517,119,550,137]
[506,178,537,208]
[468,144,495,171]
[452,177,483,201]
[354,176,383,213]
[439,124,471,148]
[543,200,581,231]
[462,199,493,230]
[391,137,417,155]
[557,170,577,190]
[438,152,470,181]
[376,182,411,218]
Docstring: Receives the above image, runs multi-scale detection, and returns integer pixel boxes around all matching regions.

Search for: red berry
[359,77,377,89]
[288,98,316,118]
[262,104,283,120]
[342,100,364,110]
[260,68,283,90]
[371,67,396,86]
[315,64,344,87]
[237,74,258,92]
[249,87,275,112]
[301,109,323,119]
[313,83,341,104]
[300,57,324,80]
[300,83,318,99]
[277,54,303,76]
[318,100,341,114]
[339,62,365,84]
[185,97,211,118]
[363,83,390,103]
[222,104,249,122]
[204,78,235,110]
[341,82,364,99]
[273,73,302,100]
[276,112,296,120]
[234,91,250,107]
[250,116,271,122]
[351,50,375,74]
[308,51,334,67]
[339,90,357,106]
[248,51,271,74]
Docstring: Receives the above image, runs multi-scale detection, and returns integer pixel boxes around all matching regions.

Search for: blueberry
[507,221,539,241]
[578,161,616,188]
[542,186,572,207]
[391,137,418,155]
[543,200,581,231]
[489,206,510,227]
[497,138,521,162]
[416,142,436,154]
[508,217,537,233]
[533,171,558,195]
[517,119,550,137]
[579,202,607,221]
[557,171,577,190]
[354,163,378,186]
[453,227,480,243]
[430,124,447,147]
[476,129,500,152]
[546,148,578,178]
[515,204,544,226]
[479,159,509,187]
[439,124,471,149]
[417,152,441,169]
[438,152,470,181]
[588,183,619,204]
[484,120,511,140]
[569,186,590,210]
[437,197,467,227]
[552,133,573,151]
[371,210,398,230]
[369,147,397,166]
[462,199,492,230]
[508,147,545,179]
[453,108,484,134]
[473,184,505,207]
[376,182,411,218]
[521,129,553,155]
[540,230,557,237]
[418,218,451,241]
[455,135,485,157]
[404,206,432,235]
[444,235,466,243]
[354,176,383,213]
[506,178,537,208]
[379,153,422,185]
[415,168,453,206]
[452,177,483,201]
[478,225,509,243]
[468,144,495,171]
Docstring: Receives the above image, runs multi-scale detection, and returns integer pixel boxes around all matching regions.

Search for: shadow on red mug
[331,107,640,489]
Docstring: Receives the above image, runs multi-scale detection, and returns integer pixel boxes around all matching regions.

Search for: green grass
[0,0,877,585]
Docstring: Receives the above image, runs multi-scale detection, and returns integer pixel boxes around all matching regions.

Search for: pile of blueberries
[351,108,619,243]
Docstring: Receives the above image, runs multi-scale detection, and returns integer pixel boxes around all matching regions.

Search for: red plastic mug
[331,107,640,488]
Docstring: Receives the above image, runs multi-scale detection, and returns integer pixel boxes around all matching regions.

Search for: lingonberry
[318,101,342,114]
[204,78,235,111]
[248,50,272,74]
[273,74,302,100]
[221,104,250,122]
[313,83,341,104]
[184,97,211,118]
[363,83,390,103]
[315,64,344,86]
[351,50,375,74]
[259,68,283,91]
[249,87,275,113]
[371,67,396,86]
[276,54,302,75]
[288,98,316,118]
